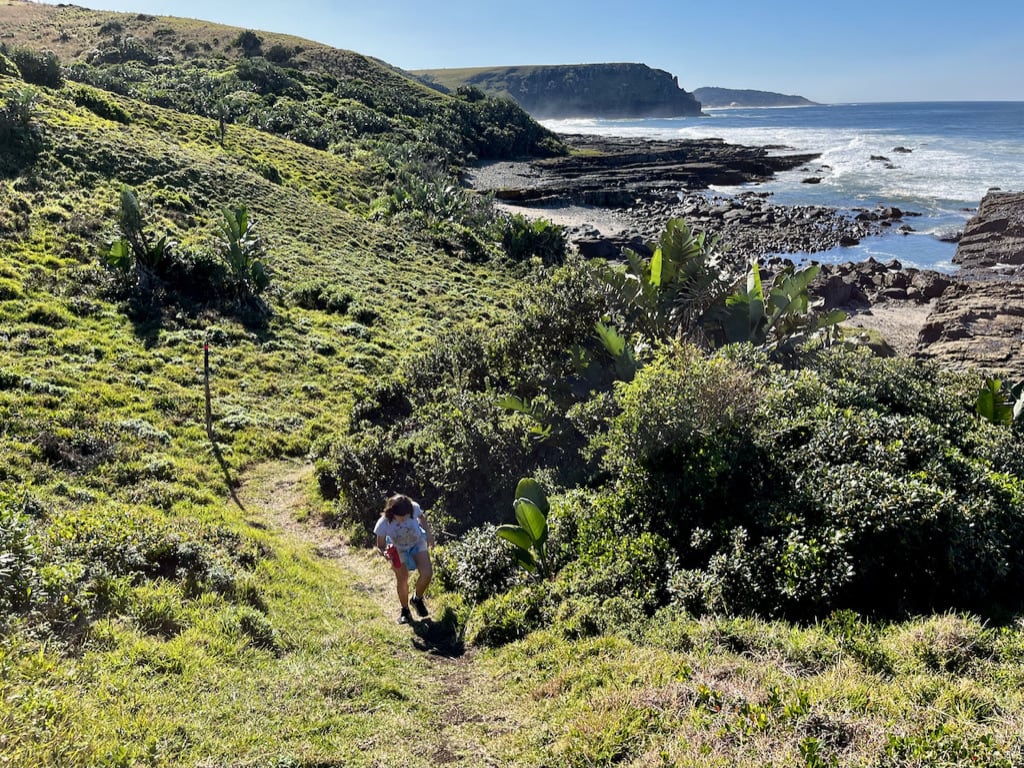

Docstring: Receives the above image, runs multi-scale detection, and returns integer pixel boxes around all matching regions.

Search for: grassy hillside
[2,3,1024,767]
[0,4,564,763]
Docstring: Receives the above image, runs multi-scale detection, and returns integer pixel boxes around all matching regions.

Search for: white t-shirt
[373,502,426,552]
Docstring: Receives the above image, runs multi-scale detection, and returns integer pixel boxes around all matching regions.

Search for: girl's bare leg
[412,551,433,599]
[393,564,410,607]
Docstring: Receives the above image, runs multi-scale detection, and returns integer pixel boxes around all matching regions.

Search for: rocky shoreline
[466,134,1023,377]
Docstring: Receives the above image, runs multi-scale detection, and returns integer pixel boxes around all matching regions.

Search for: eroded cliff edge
[414,63,703,119]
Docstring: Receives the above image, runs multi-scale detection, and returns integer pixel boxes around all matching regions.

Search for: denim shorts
[399,541,427,570]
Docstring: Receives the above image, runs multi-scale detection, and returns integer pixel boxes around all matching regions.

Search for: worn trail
[234,460,506,766]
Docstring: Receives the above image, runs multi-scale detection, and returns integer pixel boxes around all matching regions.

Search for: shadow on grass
[210,437,245,511]
[411,606,465,658]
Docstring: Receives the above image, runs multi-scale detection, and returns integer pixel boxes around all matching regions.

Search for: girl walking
[374,494,435,624]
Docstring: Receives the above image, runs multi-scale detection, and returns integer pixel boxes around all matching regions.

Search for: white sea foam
[542,104,1024,270]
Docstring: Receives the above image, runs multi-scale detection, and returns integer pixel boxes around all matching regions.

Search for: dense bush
[7,46,63,88]
[72,85,131,124]
[0,85,43,174]
[434,523,524,603]
[598,345,1024,619]
[411,315,1024,625]
[500,213,567,266]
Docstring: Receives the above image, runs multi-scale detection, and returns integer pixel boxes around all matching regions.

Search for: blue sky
[35,0,1024,103]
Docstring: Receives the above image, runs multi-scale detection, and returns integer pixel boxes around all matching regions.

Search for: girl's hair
[382,494,414,521]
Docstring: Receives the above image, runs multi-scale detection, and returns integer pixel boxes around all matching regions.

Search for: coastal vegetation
[1,3,1023,766]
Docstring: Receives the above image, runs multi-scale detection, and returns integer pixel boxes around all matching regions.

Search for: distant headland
[692,87,818,108]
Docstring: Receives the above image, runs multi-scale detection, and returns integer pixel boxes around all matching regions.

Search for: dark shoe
[398,607,413,624]
[410,596,429,618]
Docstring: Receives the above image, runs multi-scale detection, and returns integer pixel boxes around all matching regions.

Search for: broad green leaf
[512,548,537,572]
[976,378,1013,425]
[514,478,549,517]
[496,394,531,414]
[815,309,848,329]
[594,321,627,358]
[514,498,547,545]
[650,246,664,288]
[747,257,763,300]
[496,524,532,551]
[105,239,132,271]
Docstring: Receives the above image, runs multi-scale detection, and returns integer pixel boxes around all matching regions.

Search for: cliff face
[415,63,703,119]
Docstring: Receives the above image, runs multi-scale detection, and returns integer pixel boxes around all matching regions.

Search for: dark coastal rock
[914,190,1024,377]
[811,260,952,310]
[951,190,1024,278]
[467,133,879,262]
[918,282,1024,377]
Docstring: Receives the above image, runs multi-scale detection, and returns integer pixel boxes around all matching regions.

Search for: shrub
[0,85,42,172]
[288,281,352,314]
[500,213,567,266]
[232,30,263,58]
[563,528,674,615]
[72,86,130,124]
[465,582,550,647]
[596,342,762,554]
[0,491,39,618]
[434,524,523,603]
[9,47,63,88]
[223,605,282,653]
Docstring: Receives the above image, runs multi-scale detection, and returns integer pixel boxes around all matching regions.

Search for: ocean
[541,101,1024,273]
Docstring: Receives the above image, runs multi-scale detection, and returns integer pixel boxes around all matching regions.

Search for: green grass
[473,614,1024,767]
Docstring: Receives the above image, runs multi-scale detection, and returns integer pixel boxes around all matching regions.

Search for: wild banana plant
[217,204,270,300]
[496,394,553,441]
[104,185,174,286]
[496,478,551,578]
[594,218,731,343]
[717,258,846,359]
[590,219,733,378]
[593,320,637,381]
[976,378,1024,425]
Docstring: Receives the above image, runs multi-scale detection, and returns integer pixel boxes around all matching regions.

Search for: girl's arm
[375,534,389,558]
[419,514,435,548]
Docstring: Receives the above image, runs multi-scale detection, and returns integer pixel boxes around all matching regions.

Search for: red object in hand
[386,544,402,569]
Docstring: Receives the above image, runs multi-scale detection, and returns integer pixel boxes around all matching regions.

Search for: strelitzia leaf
[515,478,549,517]
[514,498,547,545]
[650,246,664,288]
[496,524,533,551]
[594,321,627,358]
[976,378,1013,425]
[496,394,532,414]
[512,548,537,572]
